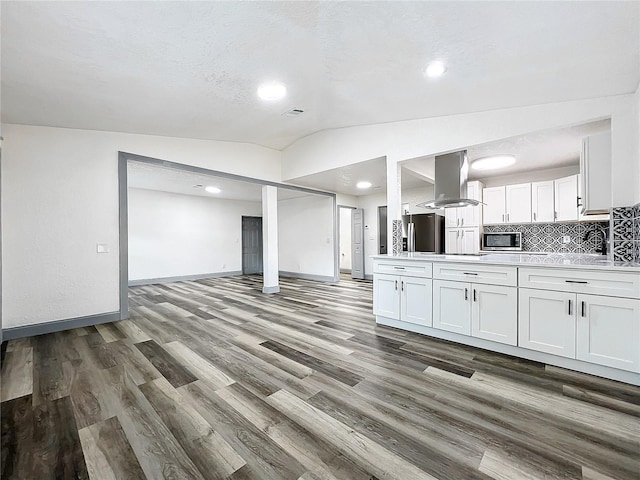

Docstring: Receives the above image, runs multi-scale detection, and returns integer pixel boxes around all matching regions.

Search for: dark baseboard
[3,311,121,340]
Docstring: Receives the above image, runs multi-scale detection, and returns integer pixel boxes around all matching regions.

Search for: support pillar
[262,185,280,293]
[386,158,403,255]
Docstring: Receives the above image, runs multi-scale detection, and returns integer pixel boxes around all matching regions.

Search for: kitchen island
[372,253,640,385]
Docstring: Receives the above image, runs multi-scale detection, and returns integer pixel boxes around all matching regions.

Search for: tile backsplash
[611,206,638,263]
[483,222,608,254]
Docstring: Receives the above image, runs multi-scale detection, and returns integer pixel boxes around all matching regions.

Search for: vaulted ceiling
[2,1,638,150]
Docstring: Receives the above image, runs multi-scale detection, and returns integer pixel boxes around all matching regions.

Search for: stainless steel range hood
[416,151,481,209]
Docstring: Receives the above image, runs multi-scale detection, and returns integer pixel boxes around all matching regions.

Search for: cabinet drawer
[433,263,517,286]
[373,261,432,278]
[519,268,640,299]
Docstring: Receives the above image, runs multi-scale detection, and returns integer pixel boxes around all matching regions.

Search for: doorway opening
[337,205,364,280]
[242,216,263,275]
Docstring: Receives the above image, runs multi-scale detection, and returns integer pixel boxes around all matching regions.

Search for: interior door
[242,216,263,274]
[351,208,365,279]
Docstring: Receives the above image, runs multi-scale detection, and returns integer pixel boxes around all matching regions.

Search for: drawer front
[432,263,517,286]
[373,261,432,278]
[519,268,640,299]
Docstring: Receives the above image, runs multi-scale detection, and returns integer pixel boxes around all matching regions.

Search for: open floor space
[2,276,639,480]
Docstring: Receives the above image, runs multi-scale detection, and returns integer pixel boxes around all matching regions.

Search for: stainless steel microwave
[482,232,522,251]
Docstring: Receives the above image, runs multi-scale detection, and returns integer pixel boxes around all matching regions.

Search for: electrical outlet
[96,243,109,253]
[562,236,571,244]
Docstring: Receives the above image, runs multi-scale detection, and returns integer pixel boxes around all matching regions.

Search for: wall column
[262,185,280,293]
[386,157,403,255]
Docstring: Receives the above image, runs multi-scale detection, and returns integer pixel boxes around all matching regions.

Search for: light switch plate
[562,236,571,244]
[97,243,110,253]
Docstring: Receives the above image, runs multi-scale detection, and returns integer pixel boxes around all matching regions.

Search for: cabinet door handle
[502,213,505,222]
[507,213,510,222]
[395,280,398,290]
[473,289,477,302]
[401,281,404,291]
[463,272,478,275]
[568,299,573,316]
[461,218,464,227]
[577,196,582,208]
[565,280,588,284]
[533,212,537,221]
[464,288,468,301]
[581,301,586,317]
[554,211,558,220]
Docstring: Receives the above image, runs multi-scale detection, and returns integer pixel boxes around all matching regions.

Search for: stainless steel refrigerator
[402,213,445,253]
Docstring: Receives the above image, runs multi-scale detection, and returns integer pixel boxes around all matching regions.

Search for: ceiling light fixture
[425,61,446,78]
[257,82,287,101]
[356,181,372,189]
[205,186,221,194]
[470,155,516,171]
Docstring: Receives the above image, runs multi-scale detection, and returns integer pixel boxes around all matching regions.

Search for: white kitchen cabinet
[446,229,460,254]
[445,227,480,254]
[462,182,481,227]
[554,175,579,222]
[471,284,518,346]
[373,274,400,320]
[373,270,432,327]
[505,183,532,223]
[445,209,459,228]
[576,294,640,372]
[580,132,611,216]
[518,288,576,358]
[577,174,609,222]
[531,180,555,223]
[435,279,517,345]
[483,186,506,224]
[400,276,433,327]
[433,280,471,335]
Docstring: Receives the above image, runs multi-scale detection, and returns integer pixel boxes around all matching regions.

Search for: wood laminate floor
[2,275,639,480]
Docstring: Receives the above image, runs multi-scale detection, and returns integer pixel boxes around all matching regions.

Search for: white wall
[339,207,352,271]
[277,194,335,278]
[282,94,640,206]
[402,185,437,215]
[128,188,261,281]
[356,191,387,277]
[1,124,281,329]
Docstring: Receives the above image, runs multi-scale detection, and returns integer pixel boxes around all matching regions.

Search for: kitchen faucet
[583,226,608,255]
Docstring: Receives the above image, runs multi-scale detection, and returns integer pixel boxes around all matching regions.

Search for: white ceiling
[127,162,319,202]
[2,2,638,150]
[290,119,611,194]
[289,156,431,196]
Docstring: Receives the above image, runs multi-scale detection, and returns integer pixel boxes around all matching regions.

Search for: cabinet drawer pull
[565,280,588,284]
[568,299,573,316]
[464,288,468,300]
[393,267,405,270]
[581,301,586,317]
[463,272,478,275]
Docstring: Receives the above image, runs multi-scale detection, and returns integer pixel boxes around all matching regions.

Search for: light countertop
[371,252,640,272]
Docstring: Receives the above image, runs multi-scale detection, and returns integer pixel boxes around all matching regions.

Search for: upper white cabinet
[531,181,555,223]
[483,183,531,224]
[580,132,611,216]
[554,175,579,222]
[483,186,506,224]
[505,183,532,223]
[445,181,483,254]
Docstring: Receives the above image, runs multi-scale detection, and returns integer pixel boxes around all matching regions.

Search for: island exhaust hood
[416,150,481,209]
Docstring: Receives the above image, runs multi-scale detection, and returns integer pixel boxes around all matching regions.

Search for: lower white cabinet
[518,289,576,358]
[373,274,432,327]
[520,288,640,372]
[433,280,471,335]
[445,227,480,254]
[576,294,640,372]
[471,284,518,346]
[434,280,517,345]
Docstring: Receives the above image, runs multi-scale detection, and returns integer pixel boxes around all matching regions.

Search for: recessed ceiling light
[257,82,287,101]
[356,181,372,189]
[425,61,446,78]
[471,155,516,171]
[205,186,221,194]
